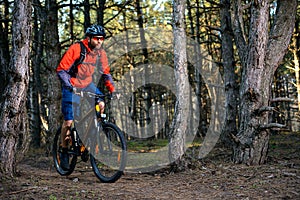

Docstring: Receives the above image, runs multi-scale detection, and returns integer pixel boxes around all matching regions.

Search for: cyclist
[56,24,115,170]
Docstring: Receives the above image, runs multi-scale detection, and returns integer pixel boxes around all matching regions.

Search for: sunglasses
[92,36,105,41]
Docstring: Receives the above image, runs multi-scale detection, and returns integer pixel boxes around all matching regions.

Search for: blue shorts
[61,83,103,120]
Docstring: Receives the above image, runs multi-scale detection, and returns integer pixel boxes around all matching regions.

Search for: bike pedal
[81,149,89,162]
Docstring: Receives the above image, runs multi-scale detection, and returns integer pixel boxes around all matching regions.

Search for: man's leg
[61,120,73,147]
[60,87,76,170]
[59,120,73,170]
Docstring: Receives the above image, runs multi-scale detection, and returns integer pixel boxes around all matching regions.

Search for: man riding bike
[56,24,115,170]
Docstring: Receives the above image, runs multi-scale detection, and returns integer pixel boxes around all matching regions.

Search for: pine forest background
[0,0,299,176]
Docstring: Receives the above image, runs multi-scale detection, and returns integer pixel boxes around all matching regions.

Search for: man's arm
[99,49,115,93]
[56,43,81,89]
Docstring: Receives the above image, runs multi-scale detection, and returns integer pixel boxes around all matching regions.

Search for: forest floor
[1,132,300,200]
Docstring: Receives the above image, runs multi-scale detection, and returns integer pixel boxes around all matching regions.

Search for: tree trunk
[169,0,190,171]
[220,0,239,147]
[187,0,203,137]
[293,18,300,112]
[44,0,61,153]
[135,0,152,137]
[231,0,297,165]
[69,0,75,42]
[136,0,149,63]
[98,0,106,26]
[0,0,32,178]
[29,0,46,147]
[83,0,91,31]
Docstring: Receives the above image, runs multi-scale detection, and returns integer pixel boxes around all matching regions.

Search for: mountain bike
[52,91,127,183]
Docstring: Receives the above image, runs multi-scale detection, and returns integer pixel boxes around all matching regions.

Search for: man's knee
[99,101,105,110]
[63,120,73,128]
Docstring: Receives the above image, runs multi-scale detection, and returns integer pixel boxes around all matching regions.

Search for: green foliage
[127,139,169,152]
[48,194,57,200]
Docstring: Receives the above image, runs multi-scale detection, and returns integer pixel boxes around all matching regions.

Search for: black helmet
[85,24,106,37]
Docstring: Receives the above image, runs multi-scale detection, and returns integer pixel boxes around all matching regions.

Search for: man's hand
[72,87,77,94]
[66,86,73,92]
[66,86,79,94]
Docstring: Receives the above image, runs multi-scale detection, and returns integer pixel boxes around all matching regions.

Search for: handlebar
[74,90,120,100]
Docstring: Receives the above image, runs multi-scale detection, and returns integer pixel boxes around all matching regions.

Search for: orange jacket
[56,38,115,92]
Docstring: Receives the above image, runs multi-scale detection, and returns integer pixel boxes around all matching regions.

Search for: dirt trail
[1,133,299,200]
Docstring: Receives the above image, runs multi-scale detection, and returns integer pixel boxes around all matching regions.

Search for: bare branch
[206,0,221,6]
[241,3,251,10]
[205,25,222,32]
[256,106,275,114]
[267,0,297,69]
[231,0,247,62]
[259,123,286,130]
[271,97,294,103]
[104,0,131,26]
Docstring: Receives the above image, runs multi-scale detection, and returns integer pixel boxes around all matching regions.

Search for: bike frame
[70,91,112,155]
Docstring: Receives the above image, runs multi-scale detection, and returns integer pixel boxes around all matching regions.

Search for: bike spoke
[90,122,127,183]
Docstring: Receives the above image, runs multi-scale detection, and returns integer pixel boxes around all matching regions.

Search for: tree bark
[0,0,32,178]
[29,0,46,147]
[135,0,152,137]
[44,0,61,153]
[169,0,190,171]
[232,0,297,165]
[220,0,239,147]
[83,0,91,31]
[294,18,300,112]
[98,0,106,26]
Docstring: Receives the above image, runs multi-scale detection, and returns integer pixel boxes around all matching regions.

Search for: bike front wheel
[52,126,77,176]
[90,122,127,183]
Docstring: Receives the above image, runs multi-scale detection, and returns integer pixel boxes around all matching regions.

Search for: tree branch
[206,0,221,6]
[256,106,275,115]
[241,2,251,10]
[259,123,286,130]
[205,25,222,32]
[271,97,294,103]
[231,0,247,62]
[104,0,131,26]
[267,0,297,69]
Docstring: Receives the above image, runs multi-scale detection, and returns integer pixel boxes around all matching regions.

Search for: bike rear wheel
[52,126,77,176]
[90,122,127,183]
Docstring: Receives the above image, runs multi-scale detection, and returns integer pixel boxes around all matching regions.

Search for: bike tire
[52,126,77,176]
[90,122,127,183]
